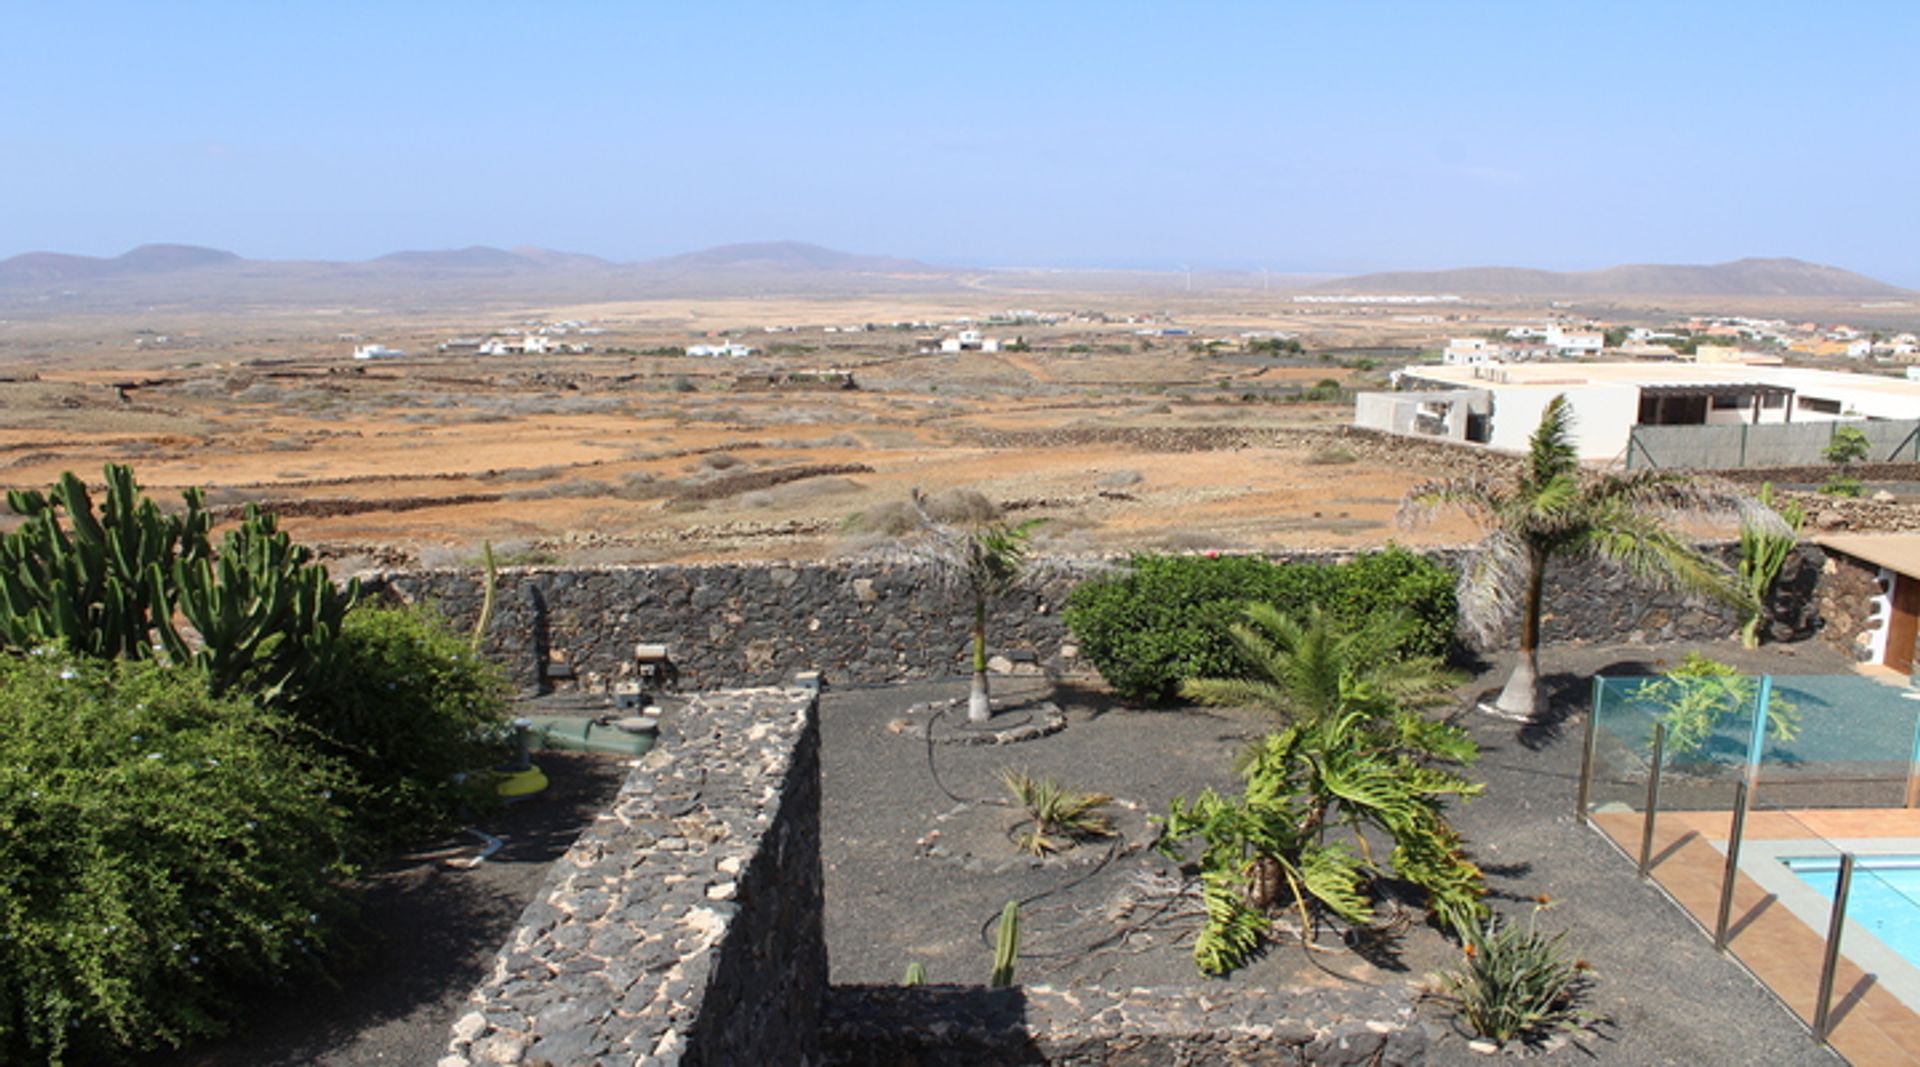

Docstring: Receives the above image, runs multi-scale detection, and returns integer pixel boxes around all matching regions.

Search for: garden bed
[820,638,1858,1063]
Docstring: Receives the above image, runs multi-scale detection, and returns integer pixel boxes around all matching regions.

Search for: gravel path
[820,637,1857,1064]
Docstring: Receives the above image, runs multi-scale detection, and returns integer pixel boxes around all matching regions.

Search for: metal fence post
[1813,853,1857,1043]
[1638,722,1667,880]
[1745,675,1773,803]
[1906,714,1920,810]
[1577,676,1604,821]
[1714,781,1750,951]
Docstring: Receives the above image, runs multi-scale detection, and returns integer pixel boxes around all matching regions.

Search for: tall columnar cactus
[0,465,207,659]
[0,465,355,700]
[163,504,358,696]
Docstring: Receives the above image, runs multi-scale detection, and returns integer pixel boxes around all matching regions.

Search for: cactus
[902,961,927,987]
[0,465,206,660]
[988,900,1020,988]
[0,464,355,701]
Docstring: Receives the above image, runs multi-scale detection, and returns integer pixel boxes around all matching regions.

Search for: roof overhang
[1637,383,1796,401]
[1819,533,1920,578]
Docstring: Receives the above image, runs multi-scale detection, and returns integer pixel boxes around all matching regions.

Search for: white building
[1357,362,1920,461]
[352,343,405,360]
[687,341,757,358]
[1543,324,1604,357]
[939,330,1002,353]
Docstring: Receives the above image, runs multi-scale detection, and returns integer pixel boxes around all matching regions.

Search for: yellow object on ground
[496,764,549,798]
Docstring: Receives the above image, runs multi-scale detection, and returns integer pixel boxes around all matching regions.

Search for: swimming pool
[1785,855,1920,968]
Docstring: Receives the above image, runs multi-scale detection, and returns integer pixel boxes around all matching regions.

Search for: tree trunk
[970,600,992,722]
[1486,546,1546,721]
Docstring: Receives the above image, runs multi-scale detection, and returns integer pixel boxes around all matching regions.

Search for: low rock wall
[366,545,1820,695]
[822,983,1426,1066]
[441,687,825,1067]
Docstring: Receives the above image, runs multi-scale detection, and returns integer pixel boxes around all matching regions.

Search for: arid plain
[4,277,1914,571]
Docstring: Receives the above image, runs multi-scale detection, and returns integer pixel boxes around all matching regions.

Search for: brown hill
[1321,257,1907,297]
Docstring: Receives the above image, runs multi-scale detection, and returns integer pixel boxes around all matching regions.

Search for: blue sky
[5,2,1916,283]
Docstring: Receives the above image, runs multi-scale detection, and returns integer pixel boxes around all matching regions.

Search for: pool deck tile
[1594,807,1920,1066]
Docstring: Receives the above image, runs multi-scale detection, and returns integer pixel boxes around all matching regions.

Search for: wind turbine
[1178,264,1192,293]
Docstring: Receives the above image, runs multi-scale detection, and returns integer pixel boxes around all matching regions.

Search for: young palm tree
[1400,395,1762,721]
[1179,603,1462,725]
[902,489,1046,722]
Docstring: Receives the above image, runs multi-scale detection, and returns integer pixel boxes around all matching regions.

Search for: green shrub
[0,651,358,1064]
[294,606,511,842]
[1062,549,1457,703]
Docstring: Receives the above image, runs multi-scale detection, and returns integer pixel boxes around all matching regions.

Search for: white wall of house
[1483,385,1640,460]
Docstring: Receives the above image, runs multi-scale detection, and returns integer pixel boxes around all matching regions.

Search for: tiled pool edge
[1737,837,1920,1016]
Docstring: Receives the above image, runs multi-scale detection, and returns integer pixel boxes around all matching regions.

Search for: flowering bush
[0,651,359,1064]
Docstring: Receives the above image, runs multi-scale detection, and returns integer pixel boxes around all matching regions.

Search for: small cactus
[902,961,927,987]
[989,900,1020,988]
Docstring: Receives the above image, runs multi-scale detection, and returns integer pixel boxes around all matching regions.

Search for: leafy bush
[294,606,511,842]
[1641,652,1799,759]
[0,651,358,1064]
[1062,549,1457,703]
[1443,902,1594,1045]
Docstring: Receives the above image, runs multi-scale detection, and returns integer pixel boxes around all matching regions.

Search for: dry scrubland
[3,286,1911,567]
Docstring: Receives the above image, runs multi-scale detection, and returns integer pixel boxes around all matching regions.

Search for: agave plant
[1443,901,1596,1045]
[1002,768,1115,855]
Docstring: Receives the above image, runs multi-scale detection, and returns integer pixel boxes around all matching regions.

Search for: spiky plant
[988,900,1020,987]
[897,489,1046,722]
[1400,395,1764,721]
[1443,901,1596,1046]
[1002,768,1115,855]
[1737,483,1803,648]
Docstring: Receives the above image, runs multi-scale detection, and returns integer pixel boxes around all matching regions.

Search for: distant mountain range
[1317,257,1908,298]
[0,242,1906,312]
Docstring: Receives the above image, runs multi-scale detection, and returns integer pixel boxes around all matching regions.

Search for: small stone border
[889,697,1067,746]
[914,798,1150,874]
[822,982,1427,1066]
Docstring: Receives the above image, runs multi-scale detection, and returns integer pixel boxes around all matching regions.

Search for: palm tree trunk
[969,599,991,722]
[1488,547,1546,720]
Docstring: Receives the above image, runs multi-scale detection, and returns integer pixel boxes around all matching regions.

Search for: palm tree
[1400,395,1761,721]
[902,489,1045,722]
[1179,603,1462,725]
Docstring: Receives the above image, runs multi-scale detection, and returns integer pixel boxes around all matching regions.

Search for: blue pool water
[1785,856,1920,967]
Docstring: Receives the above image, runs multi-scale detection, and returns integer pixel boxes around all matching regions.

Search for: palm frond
[1455,530,1530,647]
[1572,512,1749,614]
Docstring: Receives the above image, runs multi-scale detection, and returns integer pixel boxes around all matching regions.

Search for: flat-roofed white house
[1356,362,1920,464]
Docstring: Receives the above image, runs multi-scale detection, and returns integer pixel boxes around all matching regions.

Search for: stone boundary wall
[821,984,1425,1066]
[441,687,825,1067]
[364,545,1825,695]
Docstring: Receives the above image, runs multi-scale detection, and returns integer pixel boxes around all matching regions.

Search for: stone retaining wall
[822,984,1425,1066]
[440,687,825,1067]
[366,545,1820,695]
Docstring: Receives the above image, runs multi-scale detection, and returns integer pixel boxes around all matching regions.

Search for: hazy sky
[5,2,1916,283]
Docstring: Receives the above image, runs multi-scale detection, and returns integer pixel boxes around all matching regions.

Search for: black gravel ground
[820,637,1859,1064]
[146,751,633,1067]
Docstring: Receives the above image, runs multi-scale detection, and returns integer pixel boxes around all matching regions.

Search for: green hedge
[1062,548,1457,703]
[296,606,511,843]
[0,652,359,1064]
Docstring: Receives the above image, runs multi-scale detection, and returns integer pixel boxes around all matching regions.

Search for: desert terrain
[3,265,1915,570]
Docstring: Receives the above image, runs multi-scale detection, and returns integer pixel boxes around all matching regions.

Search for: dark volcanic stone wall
[366,545,1824,695]
[441,687,824,1067]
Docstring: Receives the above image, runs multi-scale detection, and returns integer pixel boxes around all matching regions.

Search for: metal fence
[1625,419,1920,470]
[1577,670,1920,1050]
